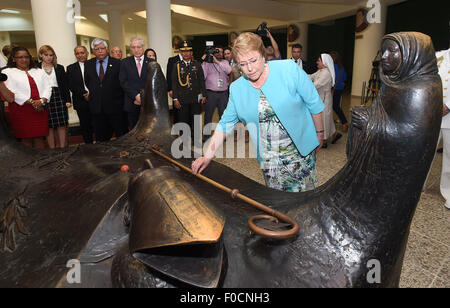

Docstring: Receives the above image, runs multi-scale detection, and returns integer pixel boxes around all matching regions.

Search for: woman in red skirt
[0,47,51,149]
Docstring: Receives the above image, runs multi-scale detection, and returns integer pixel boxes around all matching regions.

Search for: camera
[204,41,220,63]
[256,22,269,37]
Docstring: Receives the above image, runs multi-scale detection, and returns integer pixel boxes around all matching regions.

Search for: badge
[217,79,224,88]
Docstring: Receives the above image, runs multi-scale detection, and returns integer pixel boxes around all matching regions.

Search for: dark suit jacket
[38,63,71,103]
[119,56,150,113]
[302,59,316,75]
[84,57,124,115]
[66,62,88,111]
[166,54,181,92]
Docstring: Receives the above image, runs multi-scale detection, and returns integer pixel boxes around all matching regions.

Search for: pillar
[351,0,387,98]
[146,0,172,77]
[108,10,126,57]
[30,0,77,67]
[287,23,309,60]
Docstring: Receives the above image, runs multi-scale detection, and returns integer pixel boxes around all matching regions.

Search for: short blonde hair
[38,45,58,67]
[231,32,266,63]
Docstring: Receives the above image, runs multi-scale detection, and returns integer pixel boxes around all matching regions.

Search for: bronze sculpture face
[381,39,402,75]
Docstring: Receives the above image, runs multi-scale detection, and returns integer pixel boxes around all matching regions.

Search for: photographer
[257,23,281,61]
[201,46,232,140]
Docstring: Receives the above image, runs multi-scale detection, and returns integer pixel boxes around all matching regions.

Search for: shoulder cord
[177,62,190,87]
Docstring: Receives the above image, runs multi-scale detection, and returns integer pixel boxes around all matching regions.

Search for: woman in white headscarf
[310,53,336,148]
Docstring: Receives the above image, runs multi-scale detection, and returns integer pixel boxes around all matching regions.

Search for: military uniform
[436,48,450,209]
[171,41,206,139]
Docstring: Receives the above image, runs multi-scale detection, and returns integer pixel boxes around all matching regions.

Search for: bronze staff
[150,147,299,240]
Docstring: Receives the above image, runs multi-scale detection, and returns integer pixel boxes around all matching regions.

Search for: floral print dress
[259,91,318,192]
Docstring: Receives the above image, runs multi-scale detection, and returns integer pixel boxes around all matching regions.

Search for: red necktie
[99,60,105,81]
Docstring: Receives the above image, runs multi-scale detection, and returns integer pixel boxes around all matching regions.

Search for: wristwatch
[40,99,46,108]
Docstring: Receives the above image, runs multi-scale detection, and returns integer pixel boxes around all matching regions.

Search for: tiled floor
[211,94,449,288]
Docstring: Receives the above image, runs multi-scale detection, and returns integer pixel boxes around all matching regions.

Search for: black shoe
[437,148,443,153]
[331,133,342,144]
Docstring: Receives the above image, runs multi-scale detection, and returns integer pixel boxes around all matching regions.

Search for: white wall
[75,19,109,41]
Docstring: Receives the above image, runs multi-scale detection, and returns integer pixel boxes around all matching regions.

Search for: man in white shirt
[291,43,314,74]
[119,37,150,129]
[436,48,450,209]
[66,46,94,144]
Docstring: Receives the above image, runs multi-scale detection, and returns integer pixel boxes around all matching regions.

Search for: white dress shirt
[3,68,52,105]
[134,55,145,67]
[78,61,89,92]
[46,67,58,87]
[134,55,145,77]
[292,57,303,69]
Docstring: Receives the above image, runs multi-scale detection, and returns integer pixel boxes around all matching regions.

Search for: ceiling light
[0,9,20,14]
[74,16,87,20]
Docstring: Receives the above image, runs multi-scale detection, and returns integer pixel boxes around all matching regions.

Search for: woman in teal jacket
[192,32,325,192]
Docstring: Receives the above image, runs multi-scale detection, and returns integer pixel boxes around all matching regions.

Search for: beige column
[351,0,387,99]
[30,0,77,67]
[287,22,309,60]
[108,10,126,57]
[146,0,172,77]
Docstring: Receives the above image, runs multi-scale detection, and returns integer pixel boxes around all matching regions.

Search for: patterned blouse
[258,91,318,192]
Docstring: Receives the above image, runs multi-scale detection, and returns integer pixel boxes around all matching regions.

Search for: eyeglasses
[238,57,260,69]
[14,56,30,59]
[94,47,107,51]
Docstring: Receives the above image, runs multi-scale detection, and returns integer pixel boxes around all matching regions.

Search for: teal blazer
[216,60,325,163]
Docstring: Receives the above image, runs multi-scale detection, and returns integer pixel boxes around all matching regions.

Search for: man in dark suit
[167,53,182,98]
[291,43,315,74]
[167,52,183,124]
[84,38,125,142]
[66,46,94,144]
[119,37,150,130]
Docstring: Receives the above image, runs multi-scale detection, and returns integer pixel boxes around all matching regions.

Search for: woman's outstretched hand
[191,157,212,175]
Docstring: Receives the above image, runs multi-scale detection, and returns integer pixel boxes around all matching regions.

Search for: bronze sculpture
[0,32,442,288]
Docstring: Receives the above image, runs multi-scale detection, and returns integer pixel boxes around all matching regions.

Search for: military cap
[179,40,193,51]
